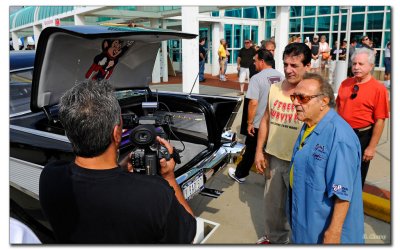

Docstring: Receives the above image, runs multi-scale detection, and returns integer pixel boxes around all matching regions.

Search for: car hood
[31,25,196,112]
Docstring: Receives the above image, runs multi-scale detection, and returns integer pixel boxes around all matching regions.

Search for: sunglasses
[350,84,359,99]
[363,38,369,41]
[290,94,323,104]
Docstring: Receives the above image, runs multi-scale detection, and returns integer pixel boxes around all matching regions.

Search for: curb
[362,192,391,223]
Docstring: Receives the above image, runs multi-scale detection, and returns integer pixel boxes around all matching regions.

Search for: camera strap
[171,147,182,164]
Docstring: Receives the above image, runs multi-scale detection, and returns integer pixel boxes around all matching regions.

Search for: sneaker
[256,235,271,244]
[228,167,245,184]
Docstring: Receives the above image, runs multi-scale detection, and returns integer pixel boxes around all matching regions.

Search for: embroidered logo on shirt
[332,184,349,196]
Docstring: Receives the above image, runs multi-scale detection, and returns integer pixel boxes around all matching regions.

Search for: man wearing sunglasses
[336,48,389,188]
[254,43,310,244]
[289,73,364,244]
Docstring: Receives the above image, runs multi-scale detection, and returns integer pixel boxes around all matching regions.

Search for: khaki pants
[263,155,291,243]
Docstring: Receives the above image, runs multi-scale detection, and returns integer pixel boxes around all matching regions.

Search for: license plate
[182,171,204,200]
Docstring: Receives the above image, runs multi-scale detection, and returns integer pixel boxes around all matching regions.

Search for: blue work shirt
[289,109,364,244]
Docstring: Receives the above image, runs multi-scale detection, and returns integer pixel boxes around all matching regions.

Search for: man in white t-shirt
[255,43,311,244]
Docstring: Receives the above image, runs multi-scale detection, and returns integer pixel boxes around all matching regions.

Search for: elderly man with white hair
[336,48,389,188]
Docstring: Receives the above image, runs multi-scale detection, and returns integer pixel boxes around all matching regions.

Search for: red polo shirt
[336,77,389,129]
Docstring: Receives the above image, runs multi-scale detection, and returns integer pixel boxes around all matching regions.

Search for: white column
[150,19,161,84]
[11,32,19,51]
[33,25,41,48]
[161,20,168,82]
[258,20,266,43]
[182,6,199,93]
[23,37,28,50]
[211,22,222,76]
[74,14,85,25]
[275,7,290,74]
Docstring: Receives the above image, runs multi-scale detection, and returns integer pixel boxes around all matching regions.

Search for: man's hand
[323,227,342,244]
[363,145,376,162]
[247,123,255,137]
[156,137,176,180]
[254,151,268,174]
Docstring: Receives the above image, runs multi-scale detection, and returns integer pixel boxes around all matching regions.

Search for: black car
[10,25,244,242]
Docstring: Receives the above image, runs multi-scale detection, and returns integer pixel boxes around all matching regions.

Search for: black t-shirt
[199,44,206,62]
[238,47,256,68]
[311,41,319,56]
[39,161,196,244]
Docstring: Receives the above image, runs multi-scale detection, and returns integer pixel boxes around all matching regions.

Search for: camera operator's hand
[119,152,134,172]
[156,136,176,180]
[156,136,194,217]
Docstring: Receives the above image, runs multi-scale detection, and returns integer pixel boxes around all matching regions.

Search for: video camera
[122,101,178,175]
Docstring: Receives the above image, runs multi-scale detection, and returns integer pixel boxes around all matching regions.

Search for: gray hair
[59,80,121,157]
[351,47,375,65]
[302,73,335,108]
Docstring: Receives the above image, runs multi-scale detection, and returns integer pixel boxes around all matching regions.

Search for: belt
[353,125,373,133]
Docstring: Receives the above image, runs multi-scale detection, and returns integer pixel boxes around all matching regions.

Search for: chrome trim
[10,66,34,73]
[10,157,44,200]
[10,125,70,143]
[10,110,32,118]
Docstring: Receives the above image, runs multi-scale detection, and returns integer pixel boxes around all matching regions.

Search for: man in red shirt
[336,48,389,188]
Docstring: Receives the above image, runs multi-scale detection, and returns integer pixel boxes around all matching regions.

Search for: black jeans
[353,127,373,188]
[235,128,259,179]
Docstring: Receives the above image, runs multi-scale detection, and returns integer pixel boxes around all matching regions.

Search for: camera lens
[129,124,156,147]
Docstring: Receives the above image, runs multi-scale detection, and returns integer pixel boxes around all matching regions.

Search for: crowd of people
[36,33,390,244]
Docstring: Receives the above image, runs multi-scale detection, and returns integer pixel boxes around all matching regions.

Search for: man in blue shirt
[289,73,364,244]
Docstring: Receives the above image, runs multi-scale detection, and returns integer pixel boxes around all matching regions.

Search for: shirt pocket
[305,150,328,191]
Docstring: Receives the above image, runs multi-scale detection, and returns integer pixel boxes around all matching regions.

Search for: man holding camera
[39,81,196,243]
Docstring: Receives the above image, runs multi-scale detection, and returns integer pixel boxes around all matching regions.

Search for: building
[10,6,391,86]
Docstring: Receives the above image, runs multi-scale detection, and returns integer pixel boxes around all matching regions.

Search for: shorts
[311,58,320,69]
[238,67,250,83]
[384,57,391,74]
[219,57,226,69]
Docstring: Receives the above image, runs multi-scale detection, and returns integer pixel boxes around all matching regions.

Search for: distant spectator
[199,37,207,82]
[218,39,228,81]
[237,39,257,95]
[384,42,391,88]
[304,38,311,49]
[347,39,357,77]
[318,35,330,74]
[310,35,320,73]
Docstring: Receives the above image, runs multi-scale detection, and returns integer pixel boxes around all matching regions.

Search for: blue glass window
[290,6,302,17]
[303,17,315,32]
[385,12,391,30]
[332,15,338,31]
[251,26,258,44]
[211,11,219,17]
[368,6,384,11]
[317,16,331,32]
[233,50,239,64]
[352,6,365,12]
[290,18,301,33]
[265,21,271,39]
[341,14,347,31]
[351,14,365,30]
[333,6,340,14]
[243,25,250,42]
[259,7,265,18]
[318,6,331,15]
[304,6,316,16]
[225,8,242,18]
[266,6,276,19]
[243,7,258,19]
[367,13,384,30]
[235,25,242,48]
[224,24,232,48]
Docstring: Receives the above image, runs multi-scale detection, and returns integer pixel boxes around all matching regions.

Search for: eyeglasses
[290,94,323,104]
[350,84,359,99]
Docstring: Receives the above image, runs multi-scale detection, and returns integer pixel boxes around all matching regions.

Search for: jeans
[353,127,373,188]
[199,60,205,81]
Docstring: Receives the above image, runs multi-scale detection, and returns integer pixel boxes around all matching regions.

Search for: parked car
[10,25,244,242]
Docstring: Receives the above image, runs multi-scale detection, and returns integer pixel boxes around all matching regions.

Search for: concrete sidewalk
[150,76,391,244]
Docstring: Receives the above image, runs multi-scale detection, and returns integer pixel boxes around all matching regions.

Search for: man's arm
[363,119,385,162]
[323,198,350,244]
[237,57,242,71]
[254,102,270,174]
[247,99,258,137]
[158,137,194,217]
